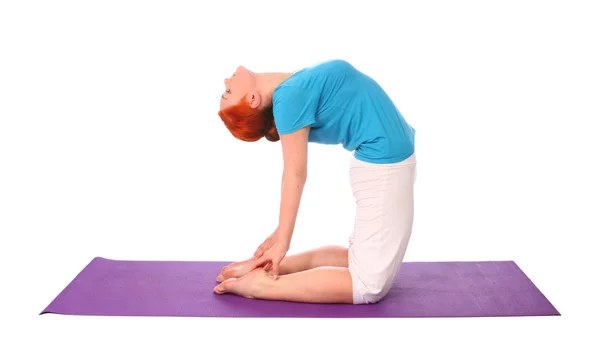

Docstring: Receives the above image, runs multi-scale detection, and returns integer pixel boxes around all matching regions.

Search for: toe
[214,280,230,294]
[214,278,236,294]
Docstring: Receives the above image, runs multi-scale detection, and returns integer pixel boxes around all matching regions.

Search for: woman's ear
[248,92,261,109]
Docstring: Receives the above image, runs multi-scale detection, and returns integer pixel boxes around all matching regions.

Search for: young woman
[214,59,417,304]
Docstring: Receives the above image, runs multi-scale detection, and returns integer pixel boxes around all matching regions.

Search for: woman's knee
[361,280,393,304]
[350,269,395,304]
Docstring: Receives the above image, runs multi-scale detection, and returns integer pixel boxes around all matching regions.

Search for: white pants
[348,152,417,304]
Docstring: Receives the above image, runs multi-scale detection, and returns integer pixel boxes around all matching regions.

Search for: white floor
[2,1,598,351]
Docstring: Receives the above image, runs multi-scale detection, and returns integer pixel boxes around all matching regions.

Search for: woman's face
[219,66,256,111]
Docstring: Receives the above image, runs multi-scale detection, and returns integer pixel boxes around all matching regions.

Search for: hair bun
[263,118,280,142]
[264,125,280,142]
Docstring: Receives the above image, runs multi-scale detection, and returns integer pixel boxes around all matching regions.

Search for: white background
[1,0,599,351]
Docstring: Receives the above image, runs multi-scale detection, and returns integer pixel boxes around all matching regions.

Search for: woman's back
[273,59,415,164]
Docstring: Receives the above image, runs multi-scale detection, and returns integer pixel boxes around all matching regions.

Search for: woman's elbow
[284,168,307,181]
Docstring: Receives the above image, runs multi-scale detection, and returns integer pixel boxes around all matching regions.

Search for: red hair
[218,95,279,142]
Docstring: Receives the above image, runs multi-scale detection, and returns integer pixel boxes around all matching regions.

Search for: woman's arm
[276,126,310,246]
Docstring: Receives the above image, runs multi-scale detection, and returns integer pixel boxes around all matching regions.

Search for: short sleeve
[272,86,318,135]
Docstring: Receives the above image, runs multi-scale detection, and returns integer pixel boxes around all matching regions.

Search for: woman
[214,59,417,304]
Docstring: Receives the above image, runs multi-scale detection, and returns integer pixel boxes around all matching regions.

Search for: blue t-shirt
[272,59,415,164]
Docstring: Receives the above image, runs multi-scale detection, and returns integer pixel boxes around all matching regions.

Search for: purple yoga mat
[41,257,559,318]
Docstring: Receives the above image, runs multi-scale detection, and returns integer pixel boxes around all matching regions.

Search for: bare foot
[216,258,264,283]
[213,268,271,299]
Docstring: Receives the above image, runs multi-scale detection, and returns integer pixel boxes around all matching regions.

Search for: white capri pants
[348,151,417,304]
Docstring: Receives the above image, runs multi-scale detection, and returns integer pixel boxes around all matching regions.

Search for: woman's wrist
[275,226,293,248]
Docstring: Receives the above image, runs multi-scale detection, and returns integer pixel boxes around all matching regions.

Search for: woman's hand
[253,229,290,279]
[253,231,277,261]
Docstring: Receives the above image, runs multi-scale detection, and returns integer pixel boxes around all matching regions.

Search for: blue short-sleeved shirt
[272,59,415,164]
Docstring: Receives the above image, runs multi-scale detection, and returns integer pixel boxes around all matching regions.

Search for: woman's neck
[255,72,294,105]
